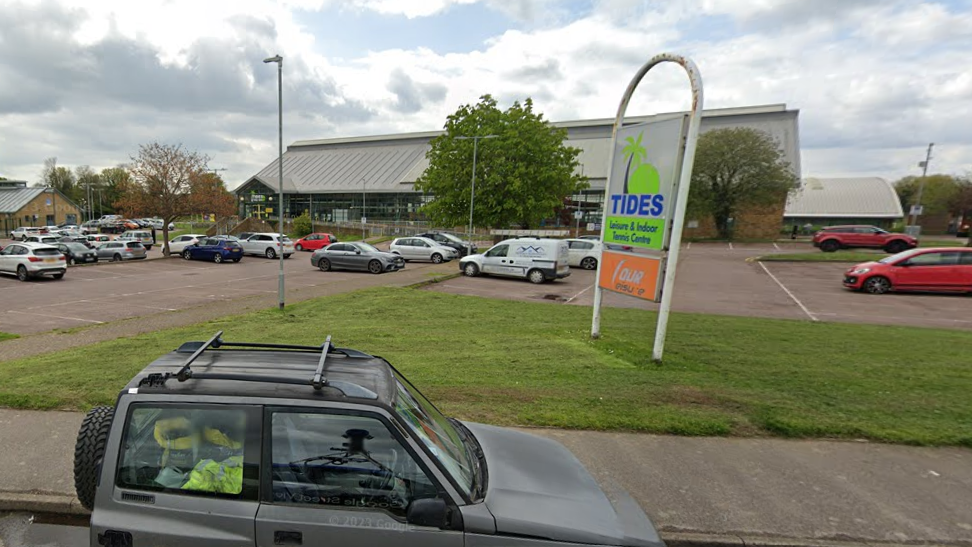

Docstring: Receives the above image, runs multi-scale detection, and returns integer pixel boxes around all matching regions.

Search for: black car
[57,242,99,265]
[416,231,477,257]
[59,236,93,248]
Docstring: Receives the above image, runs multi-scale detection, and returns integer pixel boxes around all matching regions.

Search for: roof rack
[137,331,377,399]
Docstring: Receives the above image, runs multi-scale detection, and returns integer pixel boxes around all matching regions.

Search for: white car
[565,238,602,270]
[167,234,207,255]
[24,235,62,246]
[240,233,295,259]
[389,236,458,263]
[459,237,571,284]
[0,242,66,281]
[10,227,41,240]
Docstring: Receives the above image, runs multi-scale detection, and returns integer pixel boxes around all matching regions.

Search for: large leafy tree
[948,178,972,247]
[688,127,798,239]
[39,157,78,201]
[115,143,209,255]
[894,174,961,216]
[97,166,132,215]
[415,95,587,229]
[191,172,237,219]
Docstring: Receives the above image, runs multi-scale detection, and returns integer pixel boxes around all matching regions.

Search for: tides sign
[603,116,688,251]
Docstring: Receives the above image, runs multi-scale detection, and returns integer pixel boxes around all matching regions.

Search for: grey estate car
[75,332,663,547]
[96,240,147,261]
[311,241,405,274]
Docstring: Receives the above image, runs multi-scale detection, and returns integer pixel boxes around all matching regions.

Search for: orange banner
[598,250,663,301]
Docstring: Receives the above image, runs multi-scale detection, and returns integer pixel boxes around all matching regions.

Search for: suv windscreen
[392,372,474,497]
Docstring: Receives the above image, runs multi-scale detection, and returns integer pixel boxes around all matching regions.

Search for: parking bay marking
[7,310,104,325]
[757,262,818,322]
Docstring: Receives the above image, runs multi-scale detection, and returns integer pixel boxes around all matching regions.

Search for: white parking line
[565,283,595,304]
[773,243,781,251]
[728,242,734,250]
[686,241,692,250]
[758,262,818,321]
[8,310,104,324]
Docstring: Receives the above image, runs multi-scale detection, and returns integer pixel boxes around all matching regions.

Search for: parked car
[294,232,338,252]
[576,235,632,252]
[565,238,602,270]
[59,236,94,248]
[240,233,294,259]
[813,225,917,253]
[0,242,66,281]
[311,241,404,274]
[80,220,101,234]
[236,231,256,241]
[95,241,147,261]
[73,331,665,547]
[9,227,41,240]
[24,235,62,246]
[416,231,477,256]
[58,224,80,231]
[167,234,206,256]
[86,234,111,244]
[460,237,571,284]
[389,236,458,263]
[182,237,244,263]
[56,242,99,265]
[119,230,156,250]
[843,247,972,295]
[40,225,61,235]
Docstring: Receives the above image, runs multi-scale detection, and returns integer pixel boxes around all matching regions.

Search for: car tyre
[74,406,114,512]
[318,258,331,272]
[368,260,383,274]
[214,254,223,263]
[528,269,546,284]
[431,253,443,264]
[265,248,276,259]
[67,257,75,266]
[863,276,891,295]
[183,250,192,260]
[233,258,241,263]
[884,241,908,254]
[463,262,480,277]
[820,240,840,253]
[53,273,64,280]
[295,244,303,252]
[16,265,28,282]
[112,254,122,262]
[580,257,598,270]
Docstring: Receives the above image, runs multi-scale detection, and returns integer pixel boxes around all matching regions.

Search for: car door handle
[274,531,302,545]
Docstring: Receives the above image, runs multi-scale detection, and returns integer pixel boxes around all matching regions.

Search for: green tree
[894,174,961,216]
[948,178,972,247]
[98,166,132,215]
[292,212,313,238]
[40,157,78,201]
[415,95,587,229]
[75,165,100,220]
[688,127,798,239]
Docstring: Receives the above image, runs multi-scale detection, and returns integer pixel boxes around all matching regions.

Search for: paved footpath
[0,408,969,547]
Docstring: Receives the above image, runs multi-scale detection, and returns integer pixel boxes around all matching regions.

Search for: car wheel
[233,258,241,263]
[16,266,29,282]
[580,257,598,270]
[67,257,75,266]
[112,254,122,262]
[284,254,291,259]
[863,276,891,295]
[53,273,64,280]
[528,269,546,284]
[463,262,480,277]
[820,240,840,253]
[214,254,223,263]
[74,406,114,511]
[885,241,907,254]
[431,253,443,264]
[296,244,303,252]
[183,250,192,260]
[368,260,383,274]
[318,258,331,272]
[265,248,276,259]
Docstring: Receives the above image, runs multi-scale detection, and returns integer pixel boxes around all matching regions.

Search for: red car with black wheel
[843,247,972,294]
[813,225,917,253]
[294,232,337,252]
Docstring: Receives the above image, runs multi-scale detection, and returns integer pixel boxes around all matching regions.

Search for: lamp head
[263,55,282,64]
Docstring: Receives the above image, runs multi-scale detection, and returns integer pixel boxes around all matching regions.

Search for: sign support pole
[591,53,704,364]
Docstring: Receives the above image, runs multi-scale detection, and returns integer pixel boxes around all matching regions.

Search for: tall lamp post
[264,54,285,310]
[909,142,934,230]
[455,134,497,245]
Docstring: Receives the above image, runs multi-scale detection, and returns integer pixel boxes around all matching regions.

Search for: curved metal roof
[784,177,904,218]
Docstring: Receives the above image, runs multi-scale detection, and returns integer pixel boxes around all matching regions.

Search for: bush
[292,212,312,238]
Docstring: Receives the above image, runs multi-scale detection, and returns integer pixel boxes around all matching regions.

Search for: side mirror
[406,498,449,528]
[355,250,361,254]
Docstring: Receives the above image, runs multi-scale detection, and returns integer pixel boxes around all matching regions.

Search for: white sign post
[590,53,704,363]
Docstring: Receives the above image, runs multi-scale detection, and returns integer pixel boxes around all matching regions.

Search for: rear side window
[116,405,260,501]
[128,242,144,249]
[34,248,60,256]
[960,252,972,266]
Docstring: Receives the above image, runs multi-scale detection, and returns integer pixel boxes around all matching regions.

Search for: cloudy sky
[0,0,969,189]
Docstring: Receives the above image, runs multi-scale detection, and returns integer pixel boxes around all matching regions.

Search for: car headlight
[852,268,871,275]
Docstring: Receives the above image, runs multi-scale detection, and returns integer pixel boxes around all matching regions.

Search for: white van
[459,237,570,284]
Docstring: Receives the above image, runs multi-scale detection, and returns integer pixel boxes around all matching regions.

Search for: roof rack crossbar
[177,330,223,381]
[312,335,333,391]
[214,341,323,351]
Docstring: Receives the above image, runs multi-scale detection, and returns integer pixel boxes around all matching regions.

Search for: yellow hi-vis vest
[181,455,244,494]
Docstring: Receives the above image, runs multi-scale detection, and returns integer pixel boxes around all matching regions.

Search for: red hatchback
[294,233,337,252]
[813,225,917,253]
[843,247,972,294]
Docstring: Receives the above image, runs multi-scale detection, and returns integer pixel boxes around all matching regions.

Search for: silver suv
[0,242,66,281]
[75,332,664,547]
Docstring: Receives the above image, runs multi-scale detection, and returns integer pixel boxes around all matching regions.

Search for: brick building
[0,180,82,235]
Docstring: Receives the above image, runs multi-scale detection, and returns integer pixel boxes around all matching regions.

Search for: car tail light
[28,256,42,262]
[58,256,66,261]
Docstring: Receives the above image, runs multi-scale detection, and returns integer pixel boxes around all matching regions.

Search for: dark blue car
[182,237,244,263]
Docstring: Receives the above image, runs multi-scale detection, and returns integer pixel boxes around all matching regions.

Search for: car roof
[19,242,59,250]
[126,338,397,405]
[909,247,972,253]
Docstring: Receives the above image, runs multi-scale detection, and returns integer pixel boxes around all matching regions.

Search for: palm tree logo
[621,131,660,195]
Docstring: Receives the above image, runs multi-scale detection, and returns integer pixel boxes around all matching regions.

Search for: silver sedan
[311,242,405,274]
[95,241,148,261]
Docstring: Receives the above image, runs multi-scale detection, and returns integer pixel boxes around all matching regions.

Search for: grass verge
[759,251,888,263]
[0,332,19,342]
[0,288,969,446]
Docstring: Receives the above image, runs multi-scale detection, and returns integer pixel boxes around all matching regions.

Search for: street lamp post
[264,54,285,310]
[909,142,935,230]
[455,135,497,246]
